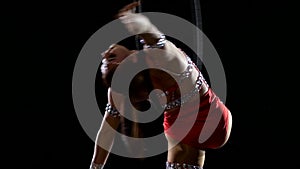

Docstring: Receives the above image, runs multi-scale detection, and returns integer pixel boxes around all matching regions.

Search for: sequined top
[157,56,209,110]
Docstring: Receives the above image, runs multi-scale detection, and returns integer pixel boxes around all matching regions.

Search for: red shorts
[163,88,231,149]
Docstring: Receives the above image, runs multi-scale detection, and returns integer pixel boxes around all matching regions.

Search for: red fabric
[163,88,230,149]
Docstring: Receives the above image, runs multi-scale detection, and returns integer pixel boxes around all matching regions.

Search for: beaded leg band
[90,162,103,169]
[166,162,203,169]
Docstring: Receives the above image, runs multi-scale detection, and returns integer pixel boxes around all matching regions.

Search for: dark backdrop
[4,0,298,169]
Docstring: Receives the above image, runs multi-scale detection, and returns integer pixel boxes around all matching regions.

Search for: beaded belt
[161,75,202,110]
[166,162,203,169]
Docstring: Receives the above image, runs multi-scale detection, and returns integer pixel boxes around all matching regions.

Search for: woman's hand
[117,1,140,17]
[116,1,158,35]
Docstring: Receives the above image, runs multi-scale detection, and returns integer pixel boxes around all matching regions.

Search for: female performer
[90,2,232,169]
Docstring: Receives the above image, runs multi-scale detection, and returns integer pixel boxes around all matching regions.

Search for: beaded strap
[160,56,194,83]
[105,103,120,117]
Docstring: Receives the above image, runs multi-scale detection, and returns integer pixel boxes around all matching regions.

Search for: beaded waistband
[161,75,202,110]
[166,162,203,169]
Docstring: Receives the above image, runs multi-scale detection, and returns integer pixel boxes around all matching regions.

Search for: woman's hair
[100,36,139,88]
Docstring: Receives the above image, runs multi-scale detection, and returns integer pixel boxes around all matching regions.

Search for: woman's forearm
[91,114,120,166]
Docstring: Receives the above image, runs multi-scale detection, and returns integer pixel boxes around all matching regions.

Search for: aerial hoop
[133,0,143,50]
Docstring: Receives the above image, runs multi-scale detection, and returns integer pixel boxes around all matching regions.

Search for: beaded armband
[140,34,166,49]
[105,103,120,117]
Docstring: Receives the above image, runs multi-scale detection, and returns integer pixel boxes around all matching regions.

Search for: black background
[4,0,298,168]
